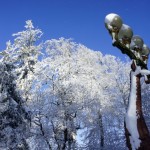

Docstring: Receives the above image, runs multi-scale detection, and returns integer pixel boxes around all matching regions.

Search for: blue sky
[0,0,150,64]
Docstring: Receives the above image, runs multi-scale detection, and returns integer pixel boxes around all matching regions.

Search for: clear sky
[0,0,150,64]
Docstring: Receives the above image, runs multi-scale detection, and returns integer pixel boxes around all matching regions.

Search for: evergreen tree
[0,62,30,150]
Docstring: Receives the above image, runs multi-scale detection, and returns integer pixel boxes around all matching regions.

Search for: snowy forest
[0,20,150,150]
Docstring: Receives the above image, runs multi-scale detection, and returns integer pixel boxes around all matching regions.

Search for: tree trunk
[98,110,104,149]
[62,128,68,150]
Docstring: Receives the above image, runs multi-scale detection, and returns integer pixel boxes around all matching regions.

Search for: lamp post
[105,13,150,150]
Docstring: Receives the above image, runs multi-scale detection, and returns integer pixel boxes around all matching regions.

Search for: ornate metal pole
[105,13,150,150]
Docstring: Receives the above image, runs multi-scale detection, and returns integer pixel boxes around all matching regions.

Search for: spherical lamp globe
[118,24,133,48]
[105,13,123,31]
[130,35,144,50]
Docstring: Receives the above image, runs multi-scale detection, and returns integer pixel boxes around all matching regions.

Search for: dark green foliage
[0,62,30,150]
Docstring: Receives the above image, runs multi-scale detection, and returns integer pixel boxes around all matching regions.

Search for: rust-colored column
[136,75,150,150]
[125,65,150,150]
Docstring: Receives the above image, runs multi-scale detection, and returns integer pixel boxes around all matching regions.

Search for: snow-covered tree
[27,38,132,149]
[0,62,30,150]
[1,20,43,101]
[0,19,149,149]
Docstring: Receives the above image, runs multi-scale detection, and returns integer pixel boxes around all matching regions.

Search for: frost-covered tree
[27,38,132,149]
[142,82,150,131]
[77,55,130,150]
[29,38,82,149]
[13,20,43,101]
[0,62,30,150]
[1,20,43,101]
[0,20,42,149]
[0,19,149,150]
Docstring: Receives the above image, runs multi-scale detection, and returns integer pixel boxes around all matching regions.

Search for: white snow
[105,13,118,24]
[125,70,141,149]
[25,20,34,29]
[120,24,130,31]
[140,69,150,75]
[76,127,87,146]
[112,32,116,43]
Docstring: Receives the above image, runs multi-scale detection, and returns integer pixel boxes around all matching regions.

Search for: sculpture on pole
[105,13,150,150]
